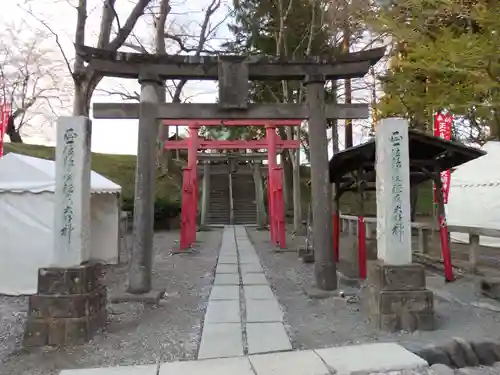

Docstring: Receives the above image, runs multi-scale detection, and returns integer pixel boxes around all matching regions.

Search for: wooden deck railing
[338,214,500,272]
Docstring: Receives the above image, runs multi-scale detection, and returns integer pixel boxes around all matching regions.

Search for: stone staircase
[232,173,258,225]
[207,173,231,225]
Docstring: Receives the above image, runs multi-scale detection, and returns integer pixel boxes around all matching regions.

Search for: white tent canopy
[0,153,120,193]
[446,141,500,247]
[0,153,122,295]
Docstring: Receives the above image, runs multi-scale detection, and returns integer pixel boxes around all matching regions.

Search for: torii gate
[163,119,301,250]
[79,44,384,294]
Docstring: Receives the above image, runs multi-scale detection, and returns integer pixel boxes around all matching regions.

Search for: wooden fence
[339,214,500,272]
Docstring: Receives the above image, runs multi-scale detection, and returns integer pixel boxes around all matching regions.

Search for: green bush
[122,196,181,229]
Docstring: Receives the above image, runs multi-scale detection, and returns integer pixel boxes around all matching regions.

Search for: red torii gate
[163,119,301,250]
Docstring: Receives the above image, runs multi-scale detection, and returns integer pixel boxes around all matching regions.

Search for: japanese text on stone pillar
[390,130,404,242]
[60,127,77,242]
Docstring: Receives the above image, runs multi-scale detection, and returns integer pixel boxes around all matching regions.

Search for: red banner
[0,103,10,158]
[433,112,453,204]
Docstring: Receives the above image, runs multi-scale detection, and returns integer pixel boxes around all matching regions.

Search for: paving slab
[59,364,158,375]
[244,285,275,300]
[159,357,254,375]
[315,343,428,375]
[249,350,330,375]
[241,263,263,273]
[246,299,283,323]
[204,300,241,323]
[214,273,240,285]
[209,285,240,300]
[246,322,292,354]
[242,273,268,285]
[197,323,244,359]
[218,256,239,264]
[216,264,239,274]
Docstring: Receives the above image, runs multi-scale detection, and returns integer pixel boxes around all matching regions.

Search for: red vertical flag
[433,112,453,204]
[0,103,10,158]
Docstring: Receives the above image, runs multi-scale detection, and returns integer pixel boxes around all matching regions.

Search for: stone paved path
[197,225,292,359]
[59,342,429,375]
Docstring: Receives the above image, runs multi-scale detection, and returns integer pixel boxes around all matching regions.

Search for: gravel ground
[0,229,222,375]
[246,227,500,353]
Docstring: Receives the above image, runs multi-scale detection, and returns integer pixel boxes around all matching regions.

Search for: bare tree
[24,0,155,116]
[100,0,225,160]
[0,20,69,143]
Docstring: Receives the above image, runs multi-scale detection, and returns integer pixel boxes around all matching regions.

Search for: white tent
[0,153,121,295]
[446,141,500,248]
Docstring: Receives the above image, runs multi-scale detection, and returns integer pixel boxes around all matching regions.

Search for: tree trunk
[282,154,293,215]
[5,115,23,143]
[292,141,302,234]
[7,130,23,143]
[343,23,353,148]
[72,80,88,116]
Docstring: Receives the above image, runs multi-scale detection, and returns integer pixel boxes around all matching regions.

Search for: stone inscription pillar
[53,116,92,266]
[375,118,412,265]
[128,72,161,294]
[367,118,435,332]
[24,117,107,347]
[305,75,336,291]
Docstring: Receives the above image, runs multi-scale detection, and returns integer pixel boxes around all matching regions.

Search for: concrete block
[368,261,426,291]
[244,285,275,300]
[205,300,241,323]
[246,299,283,323]
[241,263,263,274]
[242,273,268,285]
[315,343,428,375]
[246,322,292,354]
[197,323,244,359]
[159,357,254,375]
[209,286,240,300]
[216,264,239,274]
[59,364,158,375]
[376,290,434,315]
[249,350,329,375]
[214,273,240,285]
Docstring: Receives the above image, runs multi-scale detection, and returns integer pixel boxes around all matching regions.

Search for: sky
[1,0,380,158]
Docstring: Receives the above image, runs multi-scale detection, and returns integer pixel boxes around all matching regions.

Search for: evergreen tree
[373,0,500,142]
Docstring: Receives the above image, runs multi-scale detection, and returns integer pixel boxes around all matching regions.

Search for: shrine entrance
[163,119,301,250]
[79,44,384,293]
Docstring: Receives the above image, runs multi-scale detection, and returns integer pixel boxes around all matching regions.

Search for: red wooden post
[333,212,340,263]
[435,168,454,282]
[266,124,278,245]
[180,168,193,249]
[188,124,199,245]
[274,167,286,248]
[439,215,454,282]
[357,216,367,279]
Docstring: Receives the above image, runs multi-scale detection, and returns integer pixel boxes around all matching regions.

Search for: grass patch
[4,143,183,221]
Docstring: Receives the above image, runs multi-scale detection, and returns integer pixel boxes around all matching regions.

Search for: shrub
[122,196,181,230]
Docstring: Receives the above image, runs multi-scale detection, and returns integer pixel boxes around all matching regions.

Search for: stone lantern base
[366,260,435,332]
[23,263,107,347]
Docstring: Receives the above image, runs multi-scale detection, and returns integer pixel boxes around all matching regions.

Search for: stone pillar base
[23,263,107,347]
[366,260,435,332]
